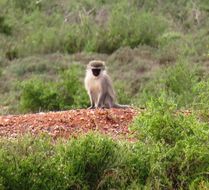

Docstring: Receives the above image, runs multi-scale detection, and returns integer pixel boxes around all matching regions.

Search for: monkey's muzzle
[92,69,101,77]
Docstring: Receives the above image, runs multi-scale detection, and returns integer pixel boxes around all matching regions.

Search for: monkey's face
[92,69,101,77]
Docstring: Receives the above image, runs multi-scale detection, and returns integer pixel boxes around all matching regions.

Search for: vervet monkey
[84,60,129,109]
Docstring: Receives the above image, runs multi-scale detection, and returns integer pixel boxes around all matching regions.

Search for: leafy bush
[65,17,96,54]
[20,65,89,112]
[132,97,209,189]
[89,2,168,53]
[0,109,208,190]
[0,16,12,35]
[1,0,209,57]
[54,134,119,189]
[59,0,168,54]
[10,0,56,12]
[135,60,201,108]
[56,65,89,109]
[114,82,132,105]
[20,79,59,112]
[158,32,182,47]
[0,134,147,189]
[19,62,134,113]
[192,79,209,119]
[0,135,58,190]
[16,11,69,56]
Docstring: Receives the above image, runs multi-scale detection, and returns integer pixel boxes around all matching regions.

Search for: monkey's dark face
[92,69,101,77]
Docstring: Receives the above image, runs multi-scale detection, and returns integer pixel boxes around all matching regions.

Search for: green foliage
[17,11,69,56]
[1,0,208,57]
[132,97,209,189]
[89,4,168,53]
[136,60,202,108]
[192,78,209,118]
[114,82,132,105]
[20,65,89,112]
[11,0,39,11]
[10,0,56,12]
[0,134,147,189]
[0,135,57,190]
[54,134,119,189]
[56,65,89,109]
[0,0,170,56]
[20,79,59,112]
[0,16,12,35]
[158,31,182,48]
[65,17,96,54]
[0,112,208,190]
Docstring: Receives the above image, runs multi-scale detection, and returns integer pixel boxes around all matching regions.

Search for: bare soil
[0,108,138,140]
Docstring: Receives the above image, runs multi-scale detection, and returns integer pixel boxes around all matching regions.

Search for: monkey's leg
[88,91,95,109]
[104,95,113,108]
[96,93,106,108]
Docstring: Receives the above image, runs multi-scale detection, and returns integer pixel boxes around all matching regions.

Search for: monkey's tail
[112,103,130,109]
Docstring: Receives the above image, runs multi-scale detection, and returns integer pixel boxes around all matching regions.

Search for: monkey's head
[87,60,106,77]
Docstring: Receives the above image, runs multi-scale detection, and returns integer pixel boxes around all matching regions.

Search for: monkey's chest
[88,79,102,95]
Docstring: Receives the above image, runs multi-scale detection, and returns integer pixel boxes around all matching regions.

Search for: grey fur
[85,60,129,109]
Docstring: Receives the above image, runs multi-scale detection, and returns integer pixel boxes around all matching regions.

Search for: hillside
[0,0,209,115]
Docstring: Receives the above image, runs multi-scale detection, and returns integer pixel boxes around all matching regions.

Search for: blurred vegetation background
[0,1,209,189]
[0,0,208,115]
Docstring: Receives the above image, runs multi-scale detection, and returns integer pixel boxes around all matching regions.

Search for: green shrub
[20,79,59,112]
[0,112,208,190]
[65,0,168,54]
[134,12,167,47]
[65,19,95,54]
[17,11,69,56]
[5,48,19,60]
[0,134,148,189]
[10,0,55,12]
[0,16,12,35]
[99,2,167,52]
[132,97,209,189]
[135,60,201,108]
[54,134,119,189]
[192,79,209,119]
[22,27,66,55]
[19,64,89,112]
[0,135,58,190]
[56,65,89,109]
[158,32,182,47]
[114,82,132,105]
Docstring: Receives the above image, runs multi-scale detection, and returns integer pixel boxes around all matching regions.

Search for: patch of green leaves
[19,64,89,112]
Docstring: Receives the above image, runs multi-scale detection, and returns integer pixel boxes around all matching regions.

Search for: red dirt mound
[0,108,138,140]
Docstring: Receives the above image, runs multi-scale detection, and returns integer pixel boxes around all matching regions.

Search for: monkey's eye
[92,69,101,76]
